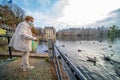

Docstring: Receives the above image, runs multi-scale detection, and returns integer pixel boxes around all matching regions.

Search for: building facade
[57,27,109,36]
[43,27,56,41]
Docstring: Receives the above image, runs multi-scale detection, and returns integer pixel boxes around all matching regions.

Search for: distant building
[57,27,109,36]
[43,26,56,41]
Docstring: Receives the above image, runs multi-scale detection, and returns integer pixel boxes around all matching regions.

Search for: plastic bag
[32,41,38,52]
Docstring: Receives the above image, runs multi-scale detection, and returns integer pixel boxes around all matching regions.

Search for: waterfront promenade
[0,52,48,58]
[0,57,53,80]
[0,51,69,80]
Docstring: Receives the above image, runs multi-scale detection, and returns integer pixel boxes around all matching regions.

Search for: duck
[87,57,97,66]
[99,40,102,42]
[109,45,112,48]
[103,54,114,61]
[62,45,65,47]
[78,49,82,52]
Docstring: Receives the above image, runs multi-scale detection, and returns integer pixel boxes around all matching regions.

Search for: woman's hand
[34,38,39,41]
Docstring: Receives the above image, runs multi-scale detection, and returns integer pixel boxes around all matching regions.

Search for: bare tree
[9,4,25,25]
[0,0,25,34]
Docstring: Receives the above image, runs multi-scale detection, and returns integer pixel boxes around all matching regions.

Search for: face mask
[28,21,34,27]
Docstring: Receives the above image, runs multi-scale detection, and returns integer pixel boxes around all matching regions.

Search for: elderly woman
[9,16,38,71]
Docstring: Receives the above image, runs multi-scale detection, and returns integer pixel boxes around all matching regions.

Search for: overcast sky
[4,0,120,30]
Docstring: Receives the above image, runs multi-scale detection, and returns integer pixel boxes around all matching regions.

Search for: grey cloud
[109,8,120,15]
[90,8,120,27]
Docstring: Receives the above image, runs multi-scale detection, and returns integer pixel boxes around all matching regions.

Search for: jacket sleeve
[18,23,37,40]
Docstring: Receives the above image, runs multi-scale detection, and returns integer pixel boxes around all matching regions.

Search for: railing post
[7,34,12,59]
[48,39,54,61]
[48,39,63,80]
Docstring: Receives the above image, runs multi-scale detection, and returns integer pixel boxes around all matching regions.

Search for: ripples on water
[35,36,120,79]
[36,42,48,54]
[55,36,120,80]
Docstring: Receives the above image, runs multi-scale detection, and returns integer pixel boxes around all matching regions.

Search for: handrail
[48,39,62,80]
[0,34,12,37]
[52,42,62,80]
[54,45,87,80]
[0,34,12,59]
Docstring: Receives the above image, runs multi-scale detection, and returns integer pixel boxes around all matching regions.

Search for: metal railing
[48,39,62,80]
[53,42,62,80]
[54,44,87,80]
[54,45,87,80]
[0,34,12,59]
[48,39,87,80]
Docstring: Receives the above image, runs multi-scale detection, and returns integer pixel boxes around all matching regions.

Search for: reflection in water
[108,34,117,43]
[36,35,120,53]
[56,35,120,80]
[57,35,108,42]
[36,41,48,54]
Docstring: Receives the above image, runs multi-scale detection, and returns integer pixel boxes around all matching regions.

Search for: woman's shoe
[27,66,34,70]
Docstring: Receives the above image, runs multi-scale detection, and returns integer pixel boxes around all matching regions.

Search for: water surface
[55,36,120,80]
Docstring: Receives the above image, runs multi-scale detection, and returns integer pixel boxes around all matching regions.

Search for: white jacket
[9,21,36,52]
